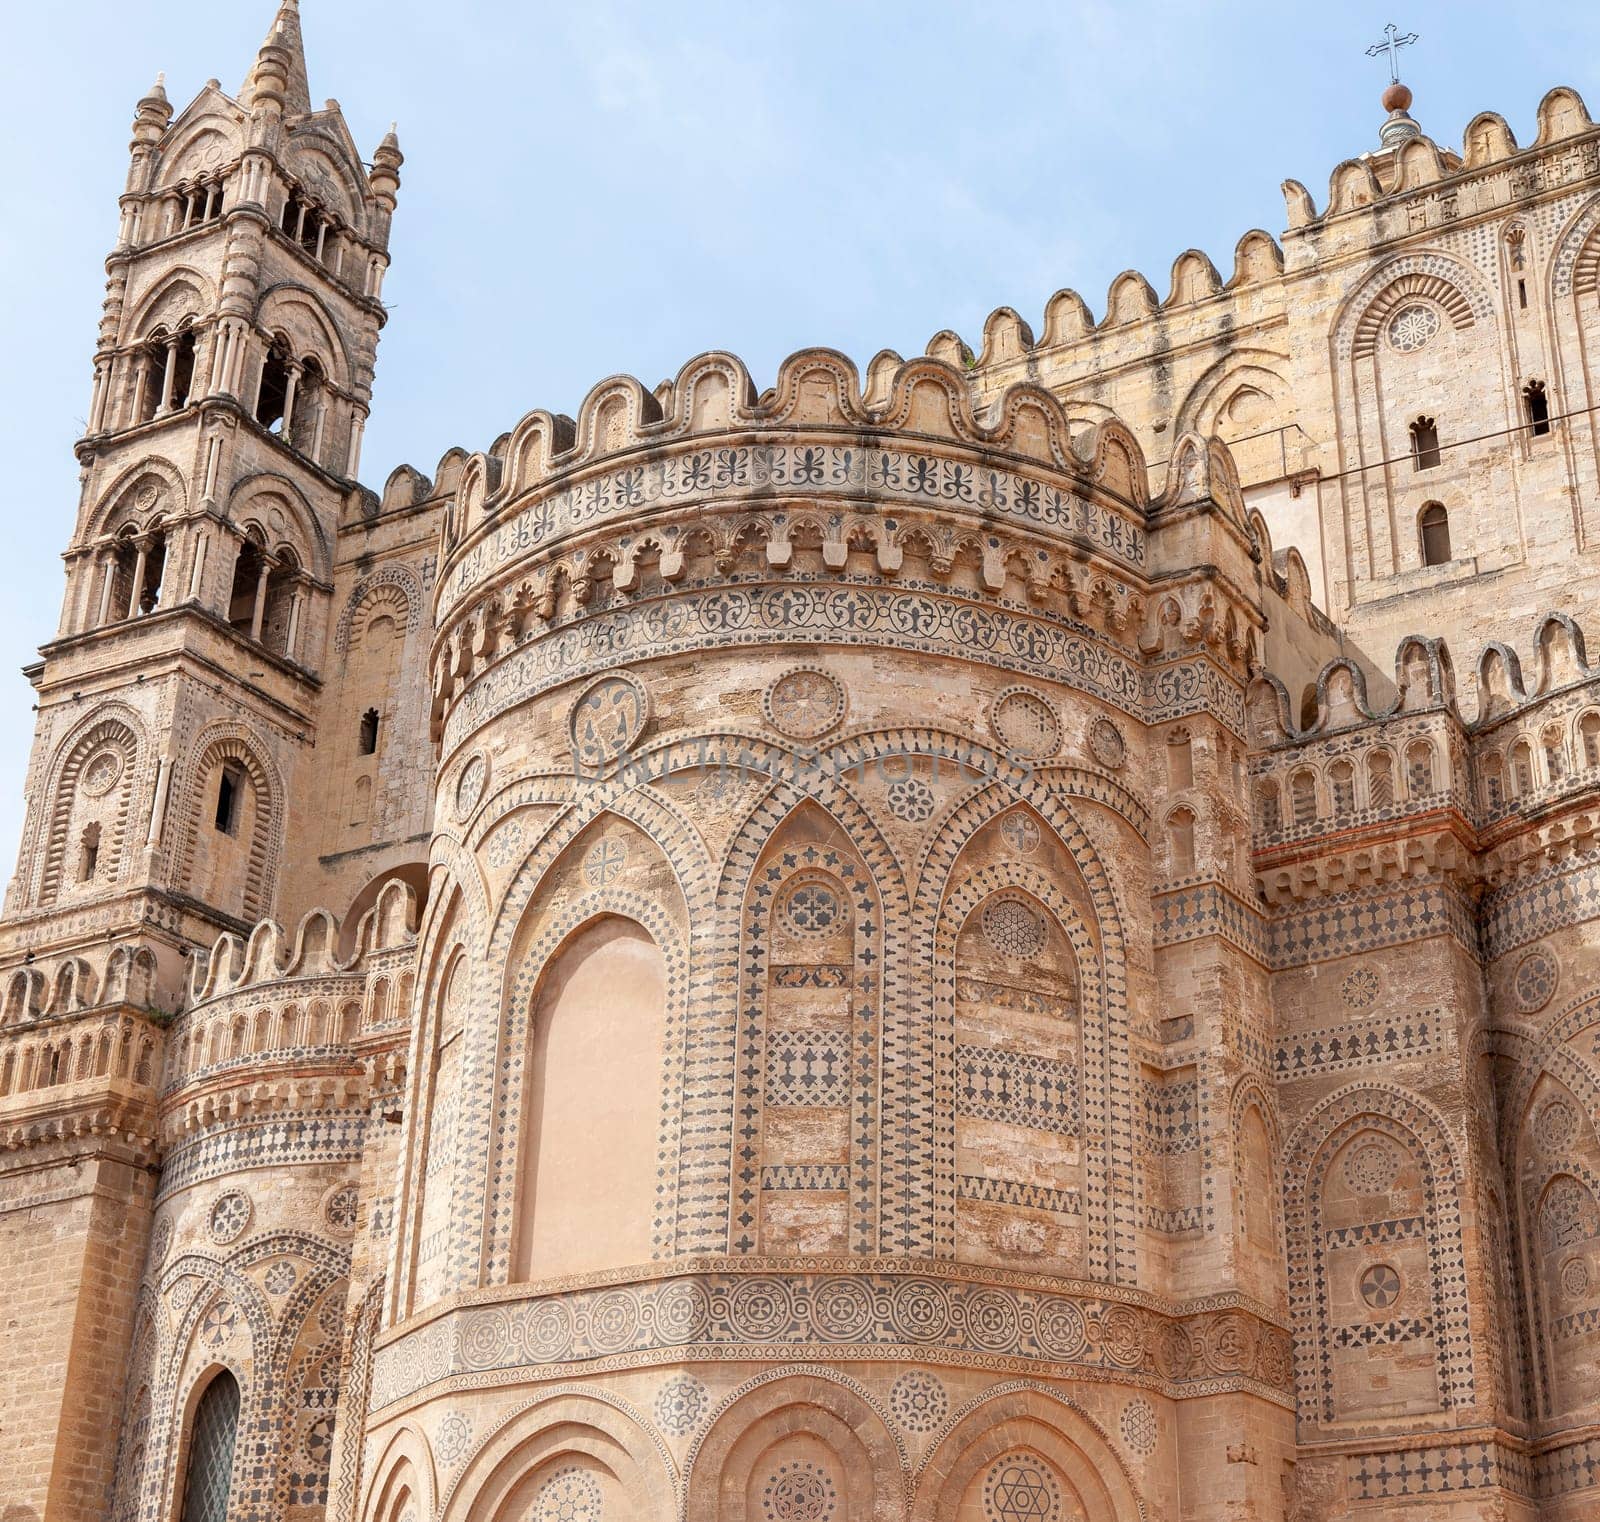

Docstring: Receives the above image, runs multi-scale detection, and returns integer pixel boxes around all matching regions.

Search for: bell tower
[0,7,401,1517]
[5,0,402,979]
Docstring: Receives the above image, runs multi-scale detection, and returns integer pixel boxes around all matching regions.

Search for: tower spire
[244,0,311,115]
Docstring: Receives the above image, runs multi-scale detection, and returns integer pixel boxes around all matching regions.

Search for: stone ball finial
[1382,81,1413,113]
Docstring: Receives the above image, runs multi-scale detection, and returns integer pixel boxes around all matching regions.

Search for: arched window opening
[1419,503,1451,566]
[358,708,380,756]
[1410,415,1441,471]
[1524,379,1551,438]
[1330,760,1356,814]
[1290,769,1318,827]
[255,340,292,432]
[289,356,327,462]
[137,529,166,615]
[1367,751,1394,809]
[1580,712,1600,769]
[1406,740,1436,798]
[214,764,243,836]
[107,535,138,623]
[1167,808,1196,876]
[135,331,168,426]
[1511,740,1535,797]
[1544,725,1566,783]
[77,823,101,884]
[169,327,197,410]
[227,538,265,636]
[260,549,299,656]
[178,1370,239,1522]
[1255,780,1281,834]
[1166,728,1193,790]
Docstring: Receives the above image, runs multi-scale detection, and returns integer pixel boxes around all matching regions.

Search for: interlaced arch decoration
[735,808,882,1256]
[933,858,1098,1268]
[1550,189,1600,299]
[434,1385,676,1522]
[1282,1083,1476,1432]
[1349,270,1483,360]
[464,780,705,1285]
[170,725,285,923]
[35,708,145,906]
[914,771,1133,1281]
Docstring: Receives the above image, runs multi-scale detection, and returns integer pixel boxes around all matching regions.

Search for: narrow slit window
[1524,380,1551,438]
[358,708,380,756]
[1517,278,1528,309]
[1410,415,1441,471]
[214,764,243,835]
[78,823,101,883]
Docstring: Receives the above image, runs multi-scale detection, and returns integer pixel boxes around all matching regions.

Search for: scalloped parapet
[0,943,160,1028]
[185,877,418,1006]
[1244,615,1600,882]
[430,347,1177,629]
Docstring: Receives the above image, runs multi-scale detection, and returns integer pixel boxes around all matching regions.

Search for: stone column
[125,540,148,620]
[250,556,272,643]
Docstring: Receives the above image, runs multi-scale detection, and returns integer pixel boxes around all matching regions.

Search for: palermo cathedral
[10,5,1600,1522]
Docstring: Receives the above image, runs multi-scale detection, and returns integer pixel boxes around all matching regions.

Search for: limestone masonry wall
[8,5,1600,1521]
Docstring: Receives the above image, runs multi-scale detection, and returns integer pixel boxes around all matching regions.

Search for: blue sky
[0,1,1596,870]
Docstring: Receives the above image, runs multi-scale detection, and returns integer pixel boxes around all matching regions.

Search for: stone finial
[1379,80,1422,149]
[243,1,311,115]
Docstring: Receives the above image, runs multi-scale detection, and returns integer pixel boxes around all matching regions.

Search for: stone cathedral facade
[8,6,1600,1521]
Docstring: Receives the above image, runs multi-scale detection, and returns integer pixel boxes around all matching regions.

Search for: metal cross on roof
[1366,22,1419,83]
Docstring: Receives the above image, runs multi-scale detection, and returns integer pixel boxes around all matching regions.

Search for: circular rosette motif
[568,671,650,773]
[1204,1311,1256,1373]
[889,1370,948,1434]
[729,1276,795,1341]
[81,748,124,797]
[523,1297,574,1361]
[454,754,487,820]
[1150,1321,1194,1382]
[1515,948,1559,1012]
[586,1289,640,1352]
[647,1279,710,1345]
[460,1307,515,1371]
[1087,715,1127,770]
[764,667,846,740]
[891,1279,952,1343]
[809,1277,876,1342]
[991,686,1061,759]
[961,1288,1021,1352]
[654,1373,709,1435]
[1097,1304,1147,1367]
[1033,1296,1088,1361]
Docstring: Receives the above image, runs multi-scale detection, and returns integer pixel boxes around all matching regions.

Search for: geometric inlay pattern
[207,1191,251,1245]
[533,1467,603,1521]
[1120,1396,1159,1456]
[761,1462,836,1521]
[984,1453,1061,1521]
[890,1370,948,1434]
[765,668,846,740]
[653,1374,709,1435]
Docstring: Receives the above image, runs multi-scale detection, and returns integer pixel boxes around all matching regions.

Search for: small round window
[1389,304,1440,353]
